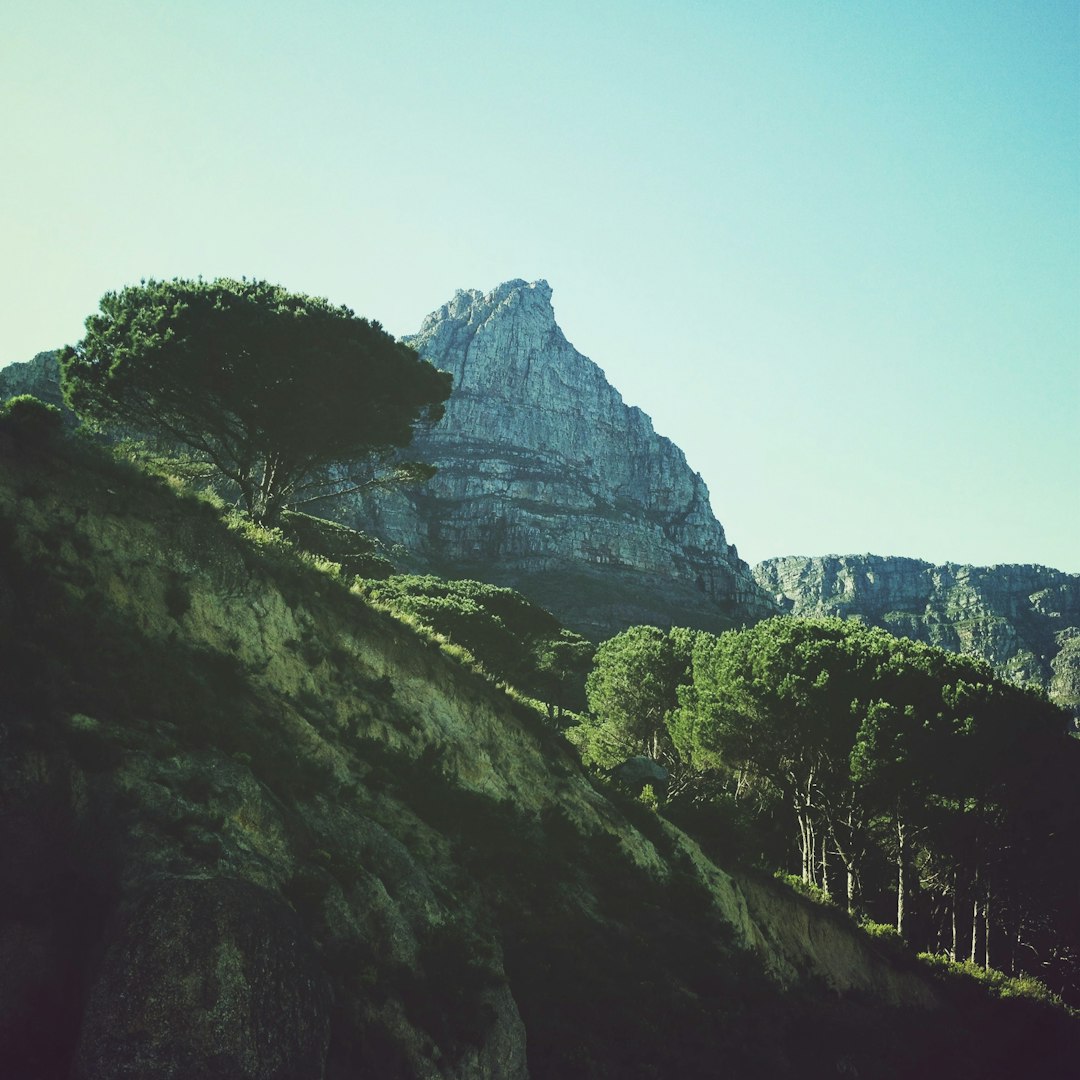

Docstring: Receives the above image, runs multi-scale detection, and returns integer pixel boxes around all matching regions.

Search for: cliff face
[754,554,1080,722]
[347,280,776,639]
[0,350,66,410]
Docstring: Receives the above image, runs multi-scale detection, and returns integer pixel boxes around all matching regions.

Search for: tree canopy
[60,278,452,524]
[573,625,698,773]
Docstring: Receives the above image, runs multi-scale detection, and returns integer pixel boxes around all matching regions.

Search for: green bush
[917,952,1070,1010]
[773,871,841,909]
[0,394,64,444]
[861,919,903,944]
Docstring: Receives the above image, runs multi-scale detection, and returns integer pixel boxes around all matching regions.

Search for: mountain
[754,554,1080,723]
[342,279,777,639]
[3,408,1076,1079]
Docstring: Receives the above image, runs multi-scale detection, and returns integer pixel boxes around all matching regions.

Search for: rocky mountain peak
[351,279,777,638]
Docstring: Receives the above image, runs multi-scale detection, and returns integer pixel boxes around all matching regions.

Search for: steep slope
[6,424,1075,1077]
[755,554,1080,722]
[345,280,776,639]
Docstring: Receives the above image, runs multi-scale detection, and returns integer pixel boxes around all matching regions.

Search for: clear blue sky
[3,1,1077,571]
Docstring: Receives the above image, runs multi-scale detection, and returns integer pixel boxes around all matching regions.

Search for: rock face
[754,554,1080,723]
[346,279,776,639]
[0,350,66,411]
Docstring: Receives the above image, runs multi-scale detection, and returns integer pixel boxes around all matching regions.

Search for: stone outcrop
[754,554,1080,723]
[0,350,66,411]
[346,279,777,639]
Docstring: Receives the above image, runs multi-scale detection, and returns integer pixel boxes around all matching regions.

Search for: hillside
[2,415,1076,1077]
[755,554,1080,724]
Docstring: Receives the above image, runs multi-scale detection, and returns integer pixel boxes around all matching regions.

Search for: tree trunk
[983,894,991,972]
[970,893,980,965]
[796,809,812,885]
[895,813,907,939]
[949,868,958,962]
[847,863,859,917]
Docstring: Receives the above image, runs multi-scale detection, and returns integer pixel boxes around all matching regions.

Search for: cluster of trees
[572,618,1080,995]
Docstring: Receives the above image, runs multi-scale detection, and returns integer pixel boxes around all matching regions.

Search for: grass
[916,952,1072,1012]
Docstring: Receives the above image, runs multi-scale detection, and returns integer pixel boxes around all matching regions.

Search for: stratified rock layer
[754,554,1080,723]
[349,280,776,639]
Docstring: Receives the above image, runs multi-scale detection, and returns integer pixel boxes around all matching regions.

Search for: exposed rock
[754,554,1080,724]
[0,350,67,412]
[610,756,669,794]
[345,280,777,639]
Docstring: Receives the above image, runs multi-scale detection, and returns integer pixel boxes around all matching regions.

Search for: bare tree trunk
[895,813,907,938]
[796,808,815,886]
[821,837,830,899]
[949,868,958,962]
[984,893,991,972]
[970,893,980,965]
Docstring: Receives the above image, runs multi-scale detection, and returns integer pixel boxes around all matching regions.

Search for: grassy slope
[0,424,1076,1079]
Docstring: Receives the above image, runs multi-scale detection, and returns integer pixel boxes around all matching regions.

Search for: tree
[676,618,871,891]
[576,626,692,772]
[60,278,452,524]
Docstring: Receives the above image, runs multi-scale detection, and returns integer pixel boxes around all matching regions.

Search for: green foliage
[60,277,452,524]
[571,613,1080,1002]
[773,871,839,909]
[917,953,1069,1010]
[860,919,904,944]
[576,625,697,770]
[359,575,593,711]
[639,783,660,811]
[0,394,64,445]
[278,510,395,579]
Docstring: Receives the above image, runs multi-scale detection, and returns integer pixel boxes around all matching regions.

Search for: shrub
[861,919,904,944]
[773,871,840,908]
[916,952,1069,1010]
[0,394,64,444]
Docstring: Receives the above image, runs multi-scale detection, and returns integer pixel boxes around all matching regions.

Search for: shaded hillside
[755,554,1080,724]
[2,419,1076,1076]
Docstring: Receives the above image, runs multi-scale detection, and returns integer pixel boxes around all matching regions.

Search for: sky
[2,0,1077,571]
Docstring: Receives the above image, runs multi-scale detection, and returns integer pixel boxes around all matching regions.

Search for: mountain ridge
[754,552,1080,722]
